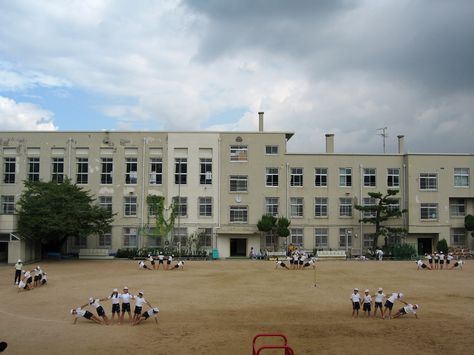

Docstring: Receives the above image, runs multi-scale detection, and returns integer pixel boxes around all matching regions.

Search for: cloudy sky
[0,0,473,154]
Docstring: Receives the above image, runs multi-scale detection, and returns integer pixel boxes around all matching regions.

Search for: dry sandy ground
[0,259,473,355]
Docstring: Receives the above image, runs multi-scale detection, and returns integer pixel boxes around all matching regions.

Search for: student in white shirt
[373,288,386,318]
[416,259,431,270]
[383,292,403,319]
[14,259,23,285]
[392,302,419,319]
[148,254,156,270]
[166,255,173,270]
[446,253,454,267]
[133,291,153,323]
[350,288,362,318]
[439,251,445,270]
[303,258,316,269]
[157,253,165,270]
[107,289,121,323]
[434,252,439,269]
[362,289,372,317]
[81,297,110,325]
[275,260,290,270]
[450,259,464,270]
[170,260,185,270]
[71,307,103,325]
[138,260,152,270]
[133,307,159,325]
[119,286,134,324]
[40,273,48,285]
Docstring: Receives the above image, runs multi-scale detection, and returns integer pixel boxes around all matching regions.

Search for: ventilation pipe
[258,112,264,132]
[398,135,405,154]
[325,134,334,153]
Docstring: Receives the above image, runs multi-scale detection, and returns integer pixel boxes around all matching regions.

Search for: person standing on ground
[14,259,23,285]
[373,288,385,318]
[383,292,404,319]
[350,288,362,318]
[119,286,134,324]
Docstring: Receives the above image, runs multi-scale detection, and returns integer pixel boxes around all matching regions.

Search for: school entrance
[417,238,433,255]
[230,238,247,257]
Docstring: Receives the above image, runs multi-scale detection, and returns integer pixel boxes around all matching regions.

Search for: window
[314,168,328,187]
[98,196,113,212]
[339,198,352,217]
[175,158,187,184]
[199,228,213,247]
[28,157,40,182]
[339,168,352,187]
[1,195,15,214]
[51,158,64,183]
[265,234,276,248]
[265,168,279,187]
[172,227,188,247]
[339,228,352,248]
[290,228,304,246]
[363,168,376,187]
[290,197,304,218]
[124,196,137,216]
[387,199,400,214]
[314,228,328,248]
[450,198,465,217]
[230,145,248,162]
[420,203,438,220]
[149,158,162,185]
[173,196,188,217]
[454,168,469,187]
[265,197,279,217]
[74,235,87,248]
[123,227,137,247]
[3,157,16,184]
[200,158,212,185]
[290,168,303,187]
[314,197,328,217]
[363,197,377,217]
[145,227,162,247]
[387,168,400,188]
[419,173,437,190]
[229,175,248,192]
[98,233,112,247]
[230,206,248,223]
[363,234,375,248]
[76,158,88,184]
[101,158,113,184]
[265,145,278,155]
[450,228,466,246]
[125,158,138,184]
[199,197,213,217]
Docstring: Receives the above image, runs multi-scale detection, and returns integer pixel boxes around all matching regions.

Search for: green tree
[256,215,290,251]
[17,179,115,252]
[354,189,407,250]
[465,214,474,238]
[145,195,177,244]
[436,239,449,254]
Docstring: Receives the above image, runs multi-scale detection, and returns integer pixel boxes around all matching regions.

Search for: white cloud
[0,96,57,130]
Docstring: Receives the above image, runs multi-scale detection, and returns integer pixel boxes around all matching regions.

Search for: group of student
[70,287,159,326]
[416,252,465,270]
[350,288,419,319]
[275,254,317,270]
[138,253,185,270]
[14,260,47,292]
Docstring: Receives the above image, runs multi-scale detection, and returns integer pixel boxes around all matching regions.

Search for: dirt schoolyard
[0,259,473,355]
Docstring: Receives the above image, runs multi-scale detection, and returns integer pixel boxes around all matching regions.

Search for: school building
[1,113,473,263]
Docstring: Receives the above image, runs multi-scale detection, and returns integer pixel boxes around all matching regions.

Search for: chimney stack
[397,135,405,154]
[325,134,334,153]
[258,112,264,132]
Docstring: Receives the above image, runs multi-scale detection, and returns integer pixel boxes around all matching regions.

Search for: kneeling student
[71,308,103,324]
[450,260,464,270]
[138,260,152,270]
[275,260,290,270]
[416,259,431,270]
[134,307,159,325]
[170,260,185,270]
[81,298,110,325]
[392,302,419,319]
[302,258,316,269]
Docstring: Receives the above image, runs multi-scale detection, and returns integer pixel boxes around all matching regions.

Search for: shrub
[390,244,417,260]
[436,239,449,254]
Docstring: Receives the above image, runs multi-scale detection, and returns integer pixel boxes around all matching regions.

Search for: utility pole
[376,127,388,153]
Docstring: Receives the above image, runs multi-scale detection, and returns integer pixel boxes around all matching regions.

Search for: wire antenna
[376,127,388,153]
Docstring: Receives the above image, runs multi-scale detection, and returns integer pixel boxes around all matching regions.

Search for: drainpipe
[140,137,147,249]
[359,164,363,253]
[67,137,73,178]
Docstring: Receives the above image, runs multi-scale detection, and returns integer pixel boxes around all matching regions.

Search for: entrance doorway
[230,238,247,257]
[418,238,433,255]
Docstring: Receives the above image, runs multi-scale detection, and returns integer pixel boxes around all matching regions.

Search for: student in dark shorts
[434,252,439,270]
[383,292,403,319]
[426,253,433,267]
[71,308,103,324]
[157,253,165,269]
[392,302,419,319]
[275,260,290,269]
[108,289,121,324]
[148,254,156,270]
[81,298,110,325]
[119,286,134,324]
[350,288,362,318]
[134,307,159,325]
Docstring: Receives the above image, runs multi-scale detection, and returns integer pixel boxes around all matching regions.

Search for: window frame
[314,168,328,187]
[265,167,279,187]
[420,203,438,220]
[3,157,16,184]
[149,157,163,185]
[290,167,304,187]
[174,158,187,185]
[123,196,137,217]
[265,145,278,155]
[339,167,352,187]
[1,195,15,214]
[28,157,40,182]
[76,157,89,185]
[229,175,248,193]
[290,197,304,218]
[339,197,353,217]
[454,168,469,187]
[198,196,213,217]
[387,168,400,188]
[290,228,304,246]
[265,197,279,217]
[230,145,248,162]
[314,228,328,248]
[229,205,248,223]
[101,157,113,185]
[125,158,138,185]
[419,173,438,191]
[123,227,138,247]
[51,157,64,183]
[199,158,212,185]
[363,168,376,187]
[314,197,328,217]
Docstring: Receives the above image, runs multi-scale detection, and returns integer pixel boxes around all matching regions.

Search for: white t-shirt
[146,308,159,317]
[375,292,385,303]
[447,255,454,261]
[108,294,120,304]
[148,255,154,262]
[387,293,400,303]
[75,308,86,317]
[139,261,145,268]
[135,296,146,307]
[24,271,31,279]
[158,255,164,261]
[90,299,101,308]
[439,254,445,261]
[177,261,184,267]
[120,293,133,303]
[350,293,361,302]
[363,295,372,304]
[403,304,417,314]
[18,280,26,288]
[416,260,423,267]
[168,256,173,262]
[426,254,432,260]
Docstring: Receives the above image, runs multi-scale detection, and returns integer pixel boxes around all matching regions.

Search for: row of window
[2,157,470,190]
[1,194,468,221]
